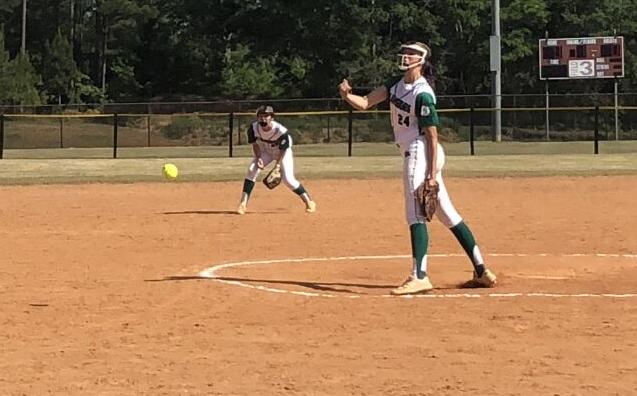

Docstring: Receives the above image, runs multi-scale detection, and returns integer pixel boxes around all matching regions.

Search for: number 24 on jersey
[398,114,410,126]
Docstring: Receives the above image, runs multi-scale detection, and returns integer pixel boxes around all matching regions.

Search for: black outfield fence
[1,99,637,159]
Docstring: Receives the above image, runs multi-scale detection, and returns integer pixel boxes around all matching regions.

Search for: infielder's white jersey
[244,120,301,190]
[247,120,291,156]
[384,76,439,150]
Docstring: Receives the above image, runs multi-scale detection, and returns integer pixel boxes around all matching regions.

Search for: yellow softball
[162,163,179,181]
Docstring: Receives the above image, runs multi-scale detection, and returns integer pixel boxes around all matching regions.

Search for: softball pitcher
[236,105,316,215]
[338,41,496,295]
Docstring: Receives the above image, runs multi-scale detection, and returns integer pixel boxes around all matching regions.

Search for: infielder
[338,41,496,295]
[237,105,316,215]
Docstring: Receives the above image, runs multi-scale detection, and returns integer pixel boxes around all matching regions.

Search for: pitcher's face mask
[397,43,429,71]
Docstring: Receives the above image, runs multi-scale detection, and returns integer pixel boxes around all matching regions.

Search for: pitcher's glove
[263,164,282,190]
[416,180,439,222]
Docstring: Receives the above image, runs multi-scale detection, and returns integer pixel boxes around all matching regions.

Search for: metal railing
[1,105,635,159]
[3,92,637,114]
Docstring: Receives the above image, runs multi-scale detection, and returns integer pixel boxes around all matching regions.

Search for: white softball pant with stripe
[245,149,301,190]
[402,137,463,227]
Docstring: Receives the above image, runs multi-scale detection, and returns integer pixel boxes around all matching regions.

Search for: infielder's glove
[263,164,282,190]
[416,180,439,222]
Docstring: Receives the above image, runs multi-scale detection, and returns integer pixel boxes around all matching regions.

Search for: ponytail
[423,61,435,90]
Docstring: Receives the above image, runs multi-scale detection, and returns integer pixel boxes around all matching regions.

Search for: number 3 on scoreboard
[569,59,595,78]
[580,60,593,76]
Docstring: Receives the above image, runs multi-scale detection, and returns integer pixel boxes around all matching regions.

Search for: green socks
[241,179,255,202]
[410,223,429,279]
[450,221,485,276]
[293,185,307,196]
[407,221,485,280]
[293,184,311,204]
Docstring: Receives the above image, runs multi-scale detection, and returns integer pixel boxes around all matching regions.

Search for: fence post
[347,109,353,157]
[147,104,152,147]
[59,117,64,148]
[594,105,599,155]
[228,112,234,158]
[113,113,119,159]
[614,78,619,141]
[237,116,242,146]
[545,80,550,140]
[147,115,151,147]
[469,107,475,156]
[0,114,4,159]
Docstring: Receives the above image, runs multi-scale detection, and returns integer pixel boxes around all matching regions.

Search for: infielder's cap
[256,105,275,116]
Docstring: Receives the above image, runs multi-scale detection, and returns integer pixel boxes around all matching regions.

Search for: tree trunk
[94,0,108,93]
[70,0,74,52]
[101,27,107,92]
[72,0,83,65]
[95,0,103,91]
[21,0,27,54]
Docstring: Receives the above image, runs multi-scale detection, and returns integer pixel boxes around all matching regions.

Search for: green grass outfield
[1,152,636,185]
[2,140,637,159]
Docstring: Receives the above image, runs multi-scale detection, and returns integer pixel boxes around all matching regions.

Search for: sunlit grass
[1,153,636,185]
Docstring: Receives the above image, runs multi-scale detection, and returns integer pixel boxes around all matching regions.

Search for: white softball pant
[402,137,463,227]
[245,149,301,190]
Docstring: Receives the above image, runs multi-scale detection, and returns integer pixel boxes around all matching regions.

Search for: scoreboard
[539,36,624,80]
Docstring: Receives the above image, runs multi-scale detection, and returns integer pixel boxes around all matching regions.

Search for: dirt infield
[1,176,636,395]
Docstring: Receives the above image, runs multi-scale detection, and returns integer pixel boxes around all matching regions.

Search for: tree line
[1,0,636,106]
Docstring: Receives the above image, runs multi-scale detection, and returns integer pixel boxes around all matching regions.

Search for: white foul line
[196,253,637,299]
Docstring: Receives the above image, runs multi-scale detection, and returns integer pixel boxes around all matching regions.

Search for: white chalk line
[197,253,637,299]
